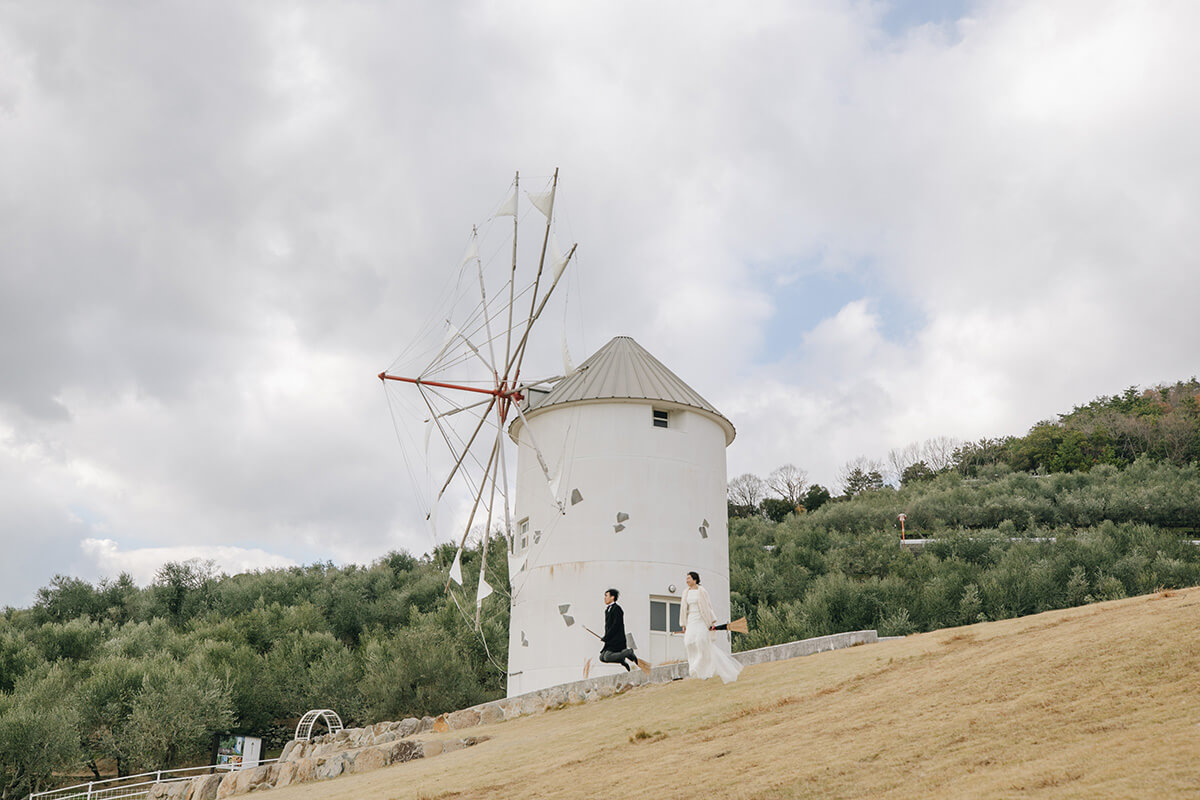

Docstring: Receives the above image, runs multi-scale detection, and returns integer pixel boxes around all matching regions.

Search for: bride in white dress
[680,571,743,684]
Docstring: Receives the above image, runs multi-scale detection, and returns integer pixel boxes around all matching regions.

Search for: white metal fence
[29,759,279,800]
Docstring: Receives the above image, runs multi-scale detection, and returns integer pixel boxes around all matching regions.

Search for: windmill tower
[506,336,736,696]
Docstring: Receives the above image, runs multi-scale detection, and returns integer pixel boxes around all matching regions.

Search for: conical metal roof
[522,336,735,444]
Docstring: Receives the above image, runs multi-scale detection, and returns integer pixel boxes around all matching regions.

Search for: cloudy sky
[2,1,1196,607]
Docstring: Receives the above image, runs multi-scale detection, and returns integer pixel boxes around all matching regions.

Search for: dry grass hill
[261,588,1200,799]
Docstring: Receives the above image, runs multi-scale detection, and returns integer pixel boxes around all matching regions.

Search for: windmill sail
[380,169,580,649]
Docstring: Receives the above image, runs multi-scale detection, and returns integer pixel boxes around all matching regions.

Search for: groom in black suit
[599,588,640,671]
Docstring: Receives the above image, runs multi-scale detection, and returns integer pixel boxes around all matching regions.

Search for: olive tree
[766,464,809,508]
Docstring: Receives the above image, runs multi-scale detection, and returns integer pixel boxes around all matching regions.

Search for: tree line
[728,379,1200,521]
[728,457,1200,652]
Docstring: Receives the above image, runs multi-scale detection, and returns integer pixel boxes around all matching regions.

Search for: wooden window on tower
[518,518,529,551]
[652,408,669,429]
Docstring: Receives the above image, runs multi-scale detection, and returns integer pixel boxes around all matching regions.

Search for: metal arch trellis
[294,709,344,741]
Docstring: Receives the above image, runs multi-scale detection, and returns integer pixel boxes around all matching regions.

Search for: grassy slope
[261,588,1200,799]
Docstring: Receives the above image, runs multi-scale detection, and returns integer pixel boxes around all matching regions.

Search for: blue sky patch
[879,0,973,37]
[757,263,923,364]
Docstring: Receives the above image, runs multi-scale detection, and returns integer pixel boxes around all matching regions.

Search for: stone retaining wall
[434,629,880,733]
[732,629,878,667]
[145,719,487,800]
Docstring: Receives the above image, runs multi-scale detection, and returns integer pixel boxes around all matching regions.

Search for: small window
[649,598,683,632]
[652,409,669,429]
[518,518,530,551]
[650,600,666,632]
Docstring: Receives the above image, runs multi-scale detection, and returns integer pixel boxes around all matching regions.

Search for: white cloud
[2,1,1199,604]
[80,538,298,587]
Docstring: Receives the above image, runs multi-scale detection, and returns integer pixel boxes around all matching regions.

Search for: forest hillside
[2,378,1198,796]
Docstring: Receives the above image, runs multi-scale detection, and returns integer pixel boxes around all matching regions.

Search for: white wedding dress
[683,588,743,684]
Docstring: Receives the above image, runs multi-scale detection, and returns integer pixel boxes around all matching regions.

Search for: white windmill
[381,172,736,696]
[506,335,736,695]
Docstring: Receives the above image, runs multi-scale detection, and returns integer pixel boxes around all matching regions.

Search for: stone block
[350,747,388,773]
[163,780,190,800]
[251,765,273,789]
[432,715,450,732]
[417,716,436,733]
[215,772,239,800]
[543,687,567,709]
[479,704,505,725]
[227,765,269,796]
[446,708,481,730]
[394,717,419,737]
[423,741,444,757]
[387,739,424,764]
[290,758,317,785]
[317,754,347,780]
[190,774,223,800]
[272,763,299,789]
[518,695,547,715]
[442,736,489,755]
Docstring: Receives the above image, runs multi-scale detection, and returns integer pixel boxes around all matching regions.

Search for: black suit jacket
[602,602,627,653]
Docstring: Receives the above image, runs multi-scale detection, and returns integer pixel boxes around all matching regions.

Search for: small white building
[506,336,736,696]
